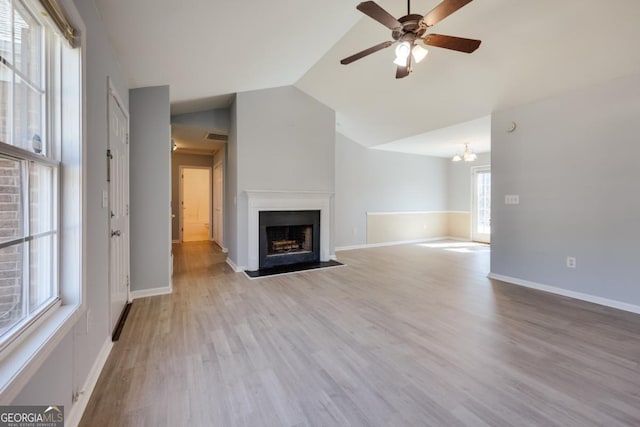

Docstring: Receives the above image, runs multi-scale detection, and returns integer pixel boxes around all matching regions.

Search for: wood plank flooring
[80,241,640,426]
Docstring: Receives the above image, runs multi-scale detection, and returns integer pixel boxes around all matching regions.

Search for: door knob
[111,230,121,237]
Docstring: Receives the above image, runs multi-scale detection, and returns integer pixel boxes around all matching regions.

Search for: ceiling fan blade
[357,1,402,30]
[423,0,473,27]
[340,41,394,65]
[395,56,410,79]
[422,34,481,53]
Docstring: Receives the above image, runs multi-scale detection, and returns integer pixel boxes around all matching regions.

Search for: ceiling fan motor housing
[392,14,427,40]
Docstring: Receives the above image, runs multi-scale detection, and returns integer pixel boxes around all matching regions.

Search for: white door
[180,167,211,242]
[213,163,224,245]
[108,87,130,334]
[472,166,491,243]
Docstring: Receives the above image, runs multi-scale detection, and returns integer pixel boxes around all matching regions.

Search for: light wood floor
[81,241,640,426]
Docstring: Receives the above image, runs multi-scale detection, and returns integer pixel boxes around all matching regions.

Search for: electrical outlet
[566,256,576,269]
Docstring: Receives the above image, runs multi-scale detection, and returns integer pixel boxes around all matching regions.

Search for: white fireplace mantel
[246,190,333,271]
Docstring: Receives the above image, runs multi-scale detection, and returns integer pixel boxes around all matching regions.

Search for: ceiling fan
[341,0,481,78]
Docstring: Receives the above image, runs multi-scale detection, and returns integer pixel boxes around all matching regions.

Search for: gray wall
[226,100,239,263]
[228,86,335,268]
[130,86,172,292]
[335,133,449,248]
[448,152,491,212]
[171,108,230,131]
[171,153,214,241]
[491,73,640,306]
[12,0,130,411]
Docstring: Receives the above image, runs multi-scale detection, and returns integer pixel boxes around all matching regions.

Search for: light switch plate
[505,194,520,205]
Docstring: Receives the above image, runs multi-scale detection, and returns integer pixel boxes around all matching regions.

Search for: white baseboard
[130,285,172,300]
[226,257,245,273]
[487,273,640,315]
[444,236,473,242]
[171,239,180,243]
[329,254,337,261]
[336,237,449,252]
[66,338,113,427]
[211,240,228,253]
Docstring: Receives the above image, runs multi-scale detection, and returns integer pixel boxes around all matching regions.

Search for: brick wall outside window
[0,158,23,333]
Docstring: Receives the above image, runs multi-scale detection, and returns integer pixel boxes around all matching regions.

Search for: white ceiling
[94,0,362,113]
[374,115,490,158]
[95,0,640,157]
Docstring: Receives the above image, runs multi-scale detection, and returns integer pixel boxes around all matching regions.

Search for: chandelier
[452,143,477,162]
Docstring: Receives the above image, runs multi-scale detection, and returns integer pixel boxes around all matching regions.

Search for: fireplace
[259,210,320,269]
[246,190,332,272]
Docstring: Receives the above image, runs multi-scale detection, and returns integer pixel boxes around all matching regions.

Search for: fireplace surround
[246,190,333,272]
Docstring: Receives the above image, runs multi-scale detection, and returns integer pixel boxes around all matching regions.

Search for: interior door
[471,166,491,243]
[108,88,130,334]
[213,163,224,245]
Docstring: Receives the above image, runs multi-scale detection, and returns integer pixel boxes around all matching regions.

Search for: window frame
[0,0,62,354]
[0,146,60,354]
[0,0,83,403]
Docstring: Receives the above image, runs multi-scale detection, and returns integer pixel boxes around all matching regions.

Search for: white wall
[129,86,172,292]
[229,86,335,268]
[335,133,449,248]
[491,73,640,307]
[12,0,129,413]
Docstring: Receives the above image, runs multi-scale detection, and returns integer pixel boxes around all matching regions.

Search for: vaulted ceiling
[95,0,640,156]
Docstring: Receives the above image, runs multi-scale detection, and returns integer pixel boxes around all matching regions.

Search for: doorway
[213,162,224,246]
[180,166,212,242]
[108,81,130,335]
[471,166,491,243]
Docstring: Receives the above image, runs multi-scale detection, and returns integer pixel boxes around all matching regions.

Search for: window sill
[0,304,82,404]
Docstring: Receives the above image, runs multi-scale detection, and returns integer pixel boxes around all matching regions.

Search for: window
[0,0,61,350]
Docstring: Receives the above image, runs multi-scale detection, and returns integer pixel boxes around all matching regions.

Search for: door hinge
[126,134,129,145]
[106,149,113,182]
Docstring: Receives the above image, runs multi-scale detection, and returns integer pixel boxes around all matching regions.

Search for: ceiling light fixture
[411,44,428,63]
[452,143,477,162]
[393,41,411,66]
[393,41,429,67]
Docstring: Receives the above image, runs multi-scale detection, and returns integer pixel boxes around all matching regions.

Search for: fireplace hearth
[259,210,320,269]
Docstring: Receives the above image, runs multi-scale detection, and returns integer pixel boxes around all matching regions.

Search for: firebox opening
[267,225,313,257]
[258,210,320,269]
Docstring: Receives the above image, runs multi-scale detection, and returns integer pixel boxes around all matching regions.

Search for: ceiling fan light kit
[341,0,481,79]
